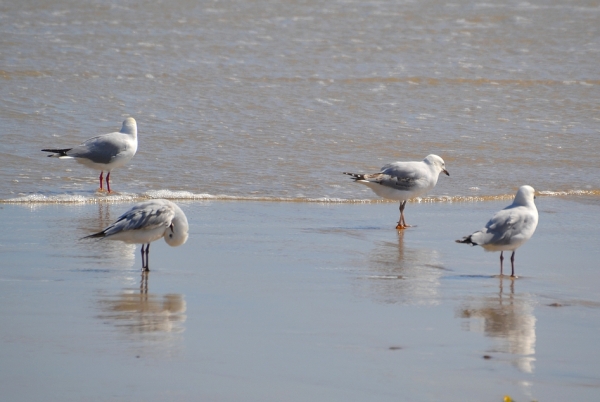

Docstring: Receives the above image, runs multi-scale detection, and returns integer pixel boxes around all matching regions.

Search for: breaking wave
[3,189,599,205]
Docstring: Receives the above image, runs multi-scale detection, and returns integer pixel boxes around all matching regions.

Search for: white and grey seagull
[42,117,138,193]
[456,185,539,277]
[344,154,449,229]
[84,199,189,271]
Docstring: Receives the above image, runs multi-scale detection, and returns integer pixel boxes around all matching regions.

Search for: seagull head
[514,185,536,206]
[424,154,450,176]
[120,117,137,136]
[164,204,189,247]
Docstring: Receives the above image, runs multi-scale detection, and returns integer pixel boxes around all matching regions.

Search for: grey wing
[103,202,175,236]
[69,133,124,164]
[374,162,424,191]
[479,207,527,245]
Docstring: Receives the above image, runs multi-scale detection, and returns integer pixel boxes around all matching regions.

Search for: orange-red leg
[396,201,410,230]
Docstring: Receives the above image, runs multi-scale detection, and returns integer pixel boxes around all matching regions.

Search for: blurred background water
[1,0,599,203]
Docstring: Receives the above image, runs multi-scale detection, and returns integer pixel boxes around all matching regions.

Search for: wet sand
[1,198,599,401]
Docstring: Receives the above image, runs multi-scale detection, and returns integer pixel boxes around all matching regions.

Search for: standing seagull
[344,154,449,229]
[456,185,539,277]
[42,117,138,193]
[84,199,189,271]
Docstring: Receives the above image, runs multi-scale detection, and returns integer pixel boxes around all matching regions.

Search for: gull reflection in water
[457,279,536,373]
[97,273,187,339]
[361,230,444,305]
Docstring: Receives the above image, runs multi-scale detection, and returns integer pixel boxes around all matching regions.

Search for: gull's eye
[169,233,173,238]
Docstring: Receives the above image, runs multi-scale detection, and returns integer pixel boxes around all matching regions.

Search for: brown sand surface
[1,197,599,401]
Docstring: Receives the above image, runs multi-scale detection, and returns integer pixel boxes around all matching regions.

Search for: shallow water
[1,199,599,401]
[1,0,599,202]
[1,1,600,400]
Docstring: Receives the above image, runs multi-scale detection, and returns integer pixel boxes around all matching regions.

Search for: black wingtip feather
[41,148,72,157]
[342,172,364,181]
[455,235,476,245]
[82,231,106,240]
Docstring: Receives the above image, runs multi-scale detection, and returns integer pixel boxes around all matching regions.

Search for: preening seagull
[42,117,138,193]
[456,185,539,277]
[84,199,189,271]
[344,154,449,229]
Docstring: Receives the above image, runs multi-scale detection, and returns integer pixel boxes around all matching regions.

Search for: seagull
[42,117,138,193]
[343,154,449,229]
[84,199,189,271]
[456,185,539,277]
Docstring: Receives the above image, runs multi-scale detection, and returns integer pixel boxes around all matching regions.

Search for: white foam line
[2,189,599,205]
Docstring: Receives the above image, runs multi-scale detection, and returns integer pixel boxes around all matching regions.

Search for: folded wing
[86,202,175,239]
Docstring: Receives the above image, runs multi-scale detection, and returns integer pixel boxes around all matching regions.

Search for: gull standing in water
[456,185,539,277]
[344,154,449,229]
[42,117,138,193]
[84,199,189,271]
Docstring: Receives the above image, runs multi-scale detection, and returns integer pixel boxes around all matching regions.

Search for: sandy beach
[2,0,600,400]
[1,197,599,401]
